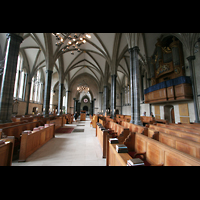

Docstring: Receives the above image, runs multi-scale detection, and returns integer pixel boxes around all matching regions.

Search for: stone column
[23,73,28,101]
[76,100,79,113]
[120,92,123,114]
[99,92,103,113]
[103,85,108,115]
[43,70,53,117]
[25,81,31,115]
[0,33,23,123]
[111,74,117,119]
[129,46,142,125]
[187,56,200,123]
[91,100,94,115]
[57,83,64,115]
[93,98,96,115]
[65,90,70,113]
[73,98,76,113]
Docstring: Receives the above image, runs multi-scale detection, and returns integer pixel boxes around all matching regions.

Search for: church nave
[12,117,106,166]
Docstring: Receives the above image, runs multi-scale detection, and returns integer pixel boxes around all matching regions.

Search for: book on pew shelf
[127,158,145,166]
[109,138,119,144]
[116,144,128,153]
[0,140,5,145]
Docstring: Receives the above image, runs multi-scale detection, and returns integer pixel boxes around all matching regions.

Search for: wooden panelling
[154,105,160,119]
[107,131,200,166]
[180,117,190,123]
[146,142,163,165]
[175,84,193,100]
[19,124,55,162]
[179,103,189,116]
[148,128,200,159]
[144,83,193,104]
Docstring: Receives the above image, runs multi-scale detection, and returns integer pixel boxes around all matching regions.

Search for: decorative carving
[162,46,172,54]
[151,77,156,86]
[156,64,170,76]
[174,66,181,74]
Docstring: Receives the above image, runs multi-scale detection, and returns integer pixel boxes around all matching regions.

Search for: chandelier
[77,80,89,93]
[52,33,91,55]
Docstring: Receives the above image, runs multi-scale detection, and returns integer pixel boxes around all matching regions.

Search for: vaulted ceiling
[1,33,147,92]
[1,33,198,93]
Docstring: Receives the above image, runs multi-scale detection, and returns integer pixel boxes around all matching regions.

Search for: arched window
[30,70,43,103]
[14,53,26,100]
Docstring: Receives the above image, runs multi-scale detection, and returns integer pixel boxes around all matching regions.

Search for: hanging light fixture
[52,33,91,55]
[77,80,89,93]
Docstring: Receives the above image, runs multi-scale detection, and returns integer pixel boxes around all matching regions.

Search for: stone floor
[12,117,106,166]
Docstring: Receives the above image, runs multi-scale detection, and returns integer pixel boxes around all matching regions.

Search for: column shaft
[111,74,117,119]
[129,46,142,125]
[43,70,53,117]
[187,56,199,123]
[0,33,23,123]
[58,83,64,115]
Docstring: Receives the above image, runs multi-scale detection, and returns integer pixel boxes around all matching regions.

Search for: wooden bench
[11,115,43,122]
[96,121,129,158]
[19,124,55,162]
[156,123,200,136]
[0,120,45,140]
[105,121,130,142]
[148,124,200,143]
[0,120,28,129]
[48,116,63,131]
[148,128,200,159]
[155,119,168,124]
[169,123,200,131]
[0,136,15,166]
[140,116,156,124]
[92,115,98,128]
[121,121,148,136]
[106,132,200,166]
[96,123,109,158]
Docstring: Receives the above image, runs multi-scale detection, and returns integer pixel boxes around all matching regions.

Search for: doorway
[83,106,88,111]
[164,105,175,123]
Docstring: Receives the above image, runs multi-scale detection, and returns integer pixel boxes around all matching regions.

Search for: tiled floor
[12,117,106,166]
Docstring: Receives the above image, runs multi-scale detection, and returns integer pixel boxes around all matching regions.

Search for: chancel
[1,33,200,166]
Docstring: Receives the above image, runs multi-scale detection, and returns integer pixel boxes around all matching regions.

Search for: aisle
[12,117,106,166]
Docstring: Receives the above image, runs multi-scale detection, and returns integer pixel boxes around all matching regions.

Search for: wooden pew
[92,115,98,128]
[148,128,200,159]
[156,123,200,136]
[148,124,200,143]
[140,116,156,124]
[0,136,15,166]
[11,115,43,122]
[169,123,200,131]
[155,119,168,124]
[99,118,106,127]
[96,123,109,158]
[121,121,148,136]
[48,116,63,131]
[106,132,200,166]
[96,121,129,158]
[107,143,131,166]
[19,124,55,162]
[0,120,45,141]
[105,121,130,142]
[0,120,28,129]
